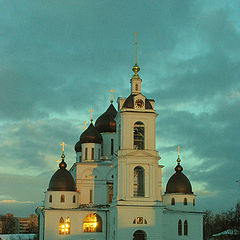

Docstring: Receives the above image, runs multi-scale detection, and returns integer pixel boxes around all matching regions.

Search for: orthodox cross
[84,120,88,130]
[110,89,115,103]
[177,146,182,158]
[90,109,94,123]
[60,141,67,152]
[56,159,60,166]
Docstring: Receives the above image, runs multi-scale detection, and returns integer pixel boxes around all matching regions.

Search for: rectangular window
[91,148,94,160]
[85,148,88,160]
[90,190,93,204]
[111,139,114,155]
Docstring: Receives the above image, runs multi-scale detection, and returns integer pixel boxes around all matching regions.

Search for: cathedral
[36,44,204,239]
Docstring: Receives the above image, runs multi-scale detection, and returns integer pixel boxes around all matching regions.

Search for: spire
[175,146,183,172]
[59,142,67,169]
[132,32,140,75]
[110,89,115,104]
[90,108,94,123]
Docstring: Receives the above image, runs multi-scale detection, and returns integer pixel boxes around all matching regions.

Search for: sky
[0,0,239,217]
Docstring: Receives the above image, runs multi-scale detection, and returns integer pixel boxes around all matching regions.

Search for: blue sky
[0,0,239,217]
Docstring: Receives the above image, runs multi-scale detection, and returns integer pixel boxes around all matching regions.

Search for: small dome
[95,104,117,133]
[165,160,193,194]
[74,140,82,152]
[48,156,76,191]
[80,123,102,144]
[122,94,153,109]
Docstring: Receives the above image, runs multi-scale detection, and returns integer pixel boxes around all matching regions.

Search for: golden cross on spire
[177,145,182,161]
[90,109,94,122]
[110,89,115,103]
[60,141,67,152]
[135,32,138,65]
[84,120,88,130]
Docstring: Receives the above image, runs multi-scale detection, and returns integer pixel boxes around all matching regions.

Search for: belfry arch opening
[133,121,145,150]
[133,230,147,240]
[134,166,145,197]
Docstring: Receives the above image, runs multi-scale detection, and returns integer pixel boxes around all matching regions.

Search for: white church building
[36,55,204,240]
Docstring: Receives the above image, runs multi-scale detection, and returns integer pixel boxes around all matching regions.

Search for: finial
[59,142,67,169]
[110,89,115,103]
[84,120,88,130]
[132,32,140,75]
[175,145,183,172]
[90,109,94,123]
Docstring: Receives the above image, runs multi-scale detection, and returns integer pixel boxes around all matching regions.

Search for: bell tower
[114,34,162,205]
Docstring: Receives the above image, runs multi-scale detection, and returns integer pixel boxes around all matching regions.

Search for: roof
[165,161,193,194]
[122,94,153,109]
[80,123,103,144]
[95,104,117,133]
[48,157,76,191]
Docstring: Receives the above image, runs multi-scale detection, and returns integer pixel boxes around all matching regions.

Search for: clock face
[135,99,144,109]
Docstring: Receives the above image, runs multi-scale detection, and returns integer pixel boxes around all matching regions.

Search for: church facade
[36,60,204,240]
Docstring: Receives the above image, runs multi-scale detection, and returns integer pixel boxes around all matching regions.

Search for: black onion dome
[80,123,102,144]
[95,104,117,133]
[165,160,193,194]
[122,94,153,109]
[48,157,76,191]
[74,140,82,152]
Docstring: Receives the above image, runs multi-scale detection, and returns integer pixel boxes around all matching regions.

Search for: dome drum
[45,191,79,209]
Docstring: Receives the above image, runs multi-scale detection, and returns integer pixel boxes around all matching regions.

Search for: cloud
[0,200,34,204]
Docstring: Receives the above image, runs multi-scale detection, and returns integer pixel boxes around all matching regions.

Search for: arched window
[98,149,100,160]
[73,195,76,203]
[133,230,146,240]
[85,148,88,160]
[90,190,93,204]
[133,122,144,150]
[83,213,102,232]
[178,220,182,235]
[65,217,71,235]
[91,148,94,160]
[118,124,121,150]
[193,198,195,206]
[49,195,52,203]
[136,84,138,91]
[59,217,64,234]
[171,198,175,205]
[60,195,65,203]
[184,198,188,205]
[111,139,114,155]
[184,220,188,235]
[134,166,145,197]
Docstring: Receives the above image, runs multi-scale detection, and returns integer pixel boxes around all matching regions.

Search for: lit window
[49,195,52,203]
[184,198,187,205]
[91,148,94,160]
[85,148,88,160]
[134,166,145,197]
[171,198,175,205]
[133,121,144,150]
[59,217,70,235]
[137,217,143,224]
[108,183,113,203]
[178,220,182,236]
[83,213,102,232]
[73,195,76,203]
[184,220,188,235]
[60,195,65,203]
